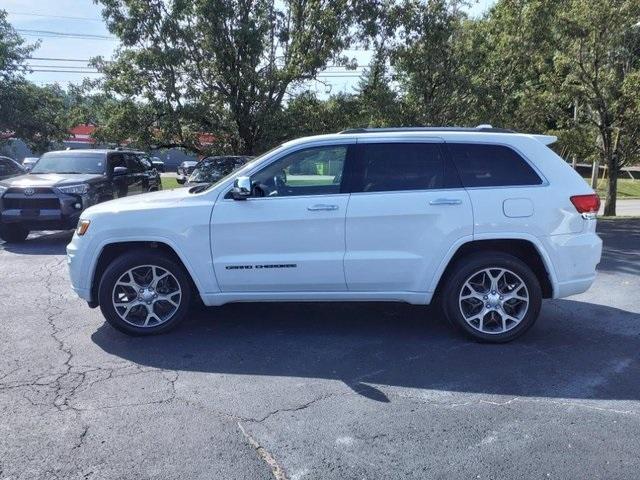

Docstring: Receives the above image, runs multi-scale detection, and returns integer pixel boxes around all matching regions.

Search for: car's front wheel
[98,250,192,335]
[442,252,542,343]
[0,224,29,243]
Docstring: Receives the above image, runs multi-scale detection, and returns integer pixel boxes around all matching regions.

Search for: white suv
[66,127,602,342]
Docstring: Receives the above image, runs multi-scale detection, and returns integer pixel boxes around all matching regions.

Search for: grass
[588,178,640,199]
[161,177,181,189]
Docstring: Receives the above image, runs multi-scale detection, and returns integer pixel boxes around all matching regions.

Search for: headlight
[76,219,91,236]
[58,184,89,195]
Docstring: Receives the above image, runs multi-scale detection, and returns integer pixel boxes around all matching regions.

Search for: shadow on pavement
[92,298,640,403]
[597,219,640,275]
[0,231,73,255]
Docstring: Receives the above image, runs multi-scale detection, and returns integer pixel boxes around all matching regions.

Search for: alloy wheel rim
[112,265,182,328]
[458,267,529,335]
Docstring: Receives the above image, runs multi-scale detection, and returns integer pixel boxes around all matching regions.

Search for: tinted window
[351,143,449,193]
[191,157,248,184]
[448,144,542,187]
[137,156,153,170]
[0,159,22,176]
[251,146,347,197]
[31,153,106,174]
[125,154,144,173]
[109,153,126,171]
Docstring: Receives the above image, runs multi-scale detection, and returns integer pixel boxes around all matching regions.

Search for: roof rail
[338,126,515,134]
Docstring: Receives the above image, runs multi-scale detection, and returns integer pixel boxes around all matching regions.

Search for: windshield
[189,157,248,184]
[31,153,106,175]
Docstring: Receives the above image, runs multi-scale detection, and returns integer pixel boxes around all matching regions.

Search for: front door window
[250,146,347,197]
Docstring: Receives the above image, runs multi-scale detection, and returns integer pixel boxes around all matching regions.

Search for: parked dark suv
[0,149,161,243]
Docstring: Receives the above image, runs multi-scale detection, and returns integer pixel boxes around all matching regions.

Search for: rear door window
[350,142,458,193]
[448,143,543,187]
[125,154,144,173]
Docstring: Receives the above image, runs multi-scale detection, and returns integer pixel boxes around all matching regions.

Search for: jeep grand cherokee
[66,127,602,342]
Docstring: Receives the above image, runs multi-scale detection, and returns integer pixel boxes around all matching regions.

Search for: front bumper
[66,236,93,302]
[1,190,88,230]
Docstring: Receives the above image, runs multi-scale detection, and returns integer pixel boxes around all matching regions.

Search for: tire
[98,250,192,336]
[0,224,29,243]
[441,251,542,343]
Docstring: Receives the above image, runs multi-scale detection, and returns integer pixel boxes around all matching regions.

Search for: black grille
[6,187,54,195]
[3,197,60,209]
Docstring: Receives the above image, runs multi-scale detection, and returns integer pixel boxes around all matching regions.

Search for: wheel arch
[89,240,202,307]
[432,237,555,301]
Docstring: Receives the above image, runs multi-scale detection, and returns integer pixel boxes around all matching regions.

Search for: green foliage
[0,10,35,82]
[95,0,358,154]
[0,10,68,152]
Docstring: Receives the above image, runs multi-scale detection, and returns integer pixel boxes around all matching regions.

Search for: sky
[3,0,495,94]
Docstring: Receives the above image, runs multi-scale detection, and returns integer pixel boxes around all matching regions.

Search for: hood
[84,187,194,216]
[0,173,105,188]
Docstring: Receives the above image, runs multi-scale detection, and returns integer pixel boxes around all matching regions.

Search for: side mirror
[232,176,251,200]
[176,176,187,185]
[113,166,128,176]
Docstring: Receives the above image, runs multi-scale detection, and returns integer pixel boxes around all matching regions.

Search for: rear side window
[448,143,542,187]
[351,143,457,193]
[125,154,144,173]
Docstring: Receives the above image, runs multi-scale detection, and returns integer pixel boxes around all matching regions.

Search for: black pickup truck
[0,149,161,243]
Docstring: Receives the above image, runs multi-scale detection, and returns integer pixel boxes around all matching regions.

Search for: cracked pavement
[1,220,639,479]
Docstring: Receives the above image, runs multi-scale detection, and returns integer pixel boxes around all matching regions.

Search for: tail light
[570,194,600,215]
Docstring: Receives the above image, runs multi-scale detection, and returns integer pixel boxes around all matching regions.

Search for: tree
[554,0,640,215]
[355,44,402,127]
[461,0,565,131]
[389,0,475,125]
[95,0,357,154]
[0,10,68,152]
[0,82,68,153]
[0,10,33,82]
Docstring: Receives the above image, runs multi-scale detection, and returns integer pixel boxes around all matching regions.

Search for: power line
[28,69,101,74]
[7,11,103,22]
[27,65,94,69]
[29,57,93,62]
[16,29,115,40]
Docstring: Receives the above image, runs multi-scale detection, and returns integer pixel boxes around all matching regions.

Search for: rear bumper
[543,230,602,298]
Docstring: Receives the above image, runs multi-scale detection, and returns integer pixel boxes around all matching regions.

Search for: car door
[138,155,159,190]
[108,153,129,198]
[344,139,473,293]
[124,154,145,194]
[211,142,353,292]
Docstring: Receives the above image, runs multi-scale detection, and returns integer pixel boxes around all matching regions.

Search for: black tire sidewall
[443,252,542,343]
[98,250,192,336]
[0,224,29,243]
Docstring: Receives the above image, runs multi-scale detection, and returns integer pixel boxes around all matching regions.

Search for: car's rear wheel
[98,250,192,335]
[442,252,542,343]
[0,225,29,243]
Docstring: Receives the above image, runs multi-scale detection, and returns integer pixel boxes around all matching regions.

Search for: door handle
[429,198,462,206]
[307,204,339,211]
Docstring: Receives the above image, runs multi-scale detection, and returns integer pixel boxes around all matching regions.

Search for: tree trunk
[590,159,600,189]
[236,117,257,155]
[604,152,618,217]
[602,132,617,216]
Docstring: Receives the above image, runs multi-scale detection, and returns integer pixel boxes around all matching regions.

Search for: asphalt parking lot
[1,219,639,480]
